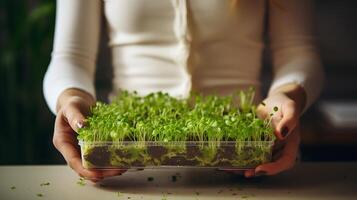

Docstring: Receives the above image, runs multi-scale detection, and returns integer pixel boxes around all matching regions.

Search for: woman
[43,0,324,182]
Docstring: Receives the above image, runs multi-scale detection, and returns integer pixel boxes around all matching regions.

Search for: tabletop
[1,162,356,200]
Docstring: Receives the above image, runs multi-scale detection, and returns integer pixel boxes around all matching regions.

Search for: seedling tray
[79,140,273,169]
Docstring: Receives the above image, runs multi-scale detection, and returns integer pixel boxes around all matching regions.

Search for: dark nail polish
[255,171,267,177]
[281,126,289,138]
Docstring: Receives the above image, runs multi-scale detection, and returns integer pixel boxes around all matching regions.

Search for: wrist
[56,88,95,112]
[269,83,307,114]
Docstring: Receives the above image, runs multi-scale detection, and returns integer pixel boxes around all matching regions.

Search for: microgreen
[40,182,50,186]
[78,88,275,143]
[77,177,86,186]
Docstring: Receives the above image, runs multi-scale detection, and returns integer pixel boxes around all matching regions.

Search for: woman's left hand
[225,84,306,177]
[244,91,302,177]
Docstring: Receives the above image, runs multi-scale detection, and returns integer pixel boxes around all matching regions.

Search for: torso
[103,0,266,100]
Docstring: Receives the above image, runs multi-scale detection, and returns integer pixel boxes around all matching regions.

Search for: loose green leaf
[77,177,86,186]
[40,182,50,186]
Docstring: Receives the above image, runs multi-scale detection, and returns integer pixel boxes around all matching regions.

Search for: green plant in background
[78,89,276,169]
[0,0,56,164]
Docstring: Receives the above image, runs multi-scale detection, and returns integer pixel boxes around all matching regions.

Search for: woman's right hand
[52,89,126,182]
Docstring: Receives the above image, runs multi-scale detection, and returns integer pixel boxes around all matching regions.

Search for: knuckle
[52,137,61,149]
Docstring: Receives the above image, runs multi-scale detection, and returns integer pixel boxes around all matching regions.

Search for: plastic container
[79,140,274,169]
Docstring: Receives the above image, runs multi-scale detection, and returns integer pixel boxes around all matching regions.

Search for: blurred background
[0,0,356,165]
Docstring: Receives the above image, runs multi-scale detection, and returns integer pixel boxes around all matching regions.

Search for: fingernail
[76,121,84,129]
[281,126,289,138]
[255,171,267,177]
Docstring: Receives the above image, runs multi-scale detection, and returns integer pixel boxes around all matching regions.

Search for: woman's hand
[52,89,126,182]
[225,83,306,177]
[245,83,306,177]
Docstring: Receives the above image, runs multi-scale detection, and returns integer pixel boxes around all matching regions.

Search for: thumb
[62,102,88,133]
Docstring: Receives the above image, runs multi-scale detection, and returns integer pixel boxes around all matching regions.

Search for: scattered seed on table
[171,175,177,182]
[40,182,50,186]
[77,177,86,186]
[241,194,255,199]
[36,193,43,197]
[147,177,154,182]
[10,186,16,190]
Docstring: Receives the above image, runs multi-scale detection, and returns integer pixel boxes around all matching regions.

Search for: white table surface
[1,163,356,200]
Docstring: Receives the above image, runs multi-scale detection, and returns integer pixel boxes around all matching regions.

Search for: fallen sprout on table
[40,182,50,186]
[77,177,86,186]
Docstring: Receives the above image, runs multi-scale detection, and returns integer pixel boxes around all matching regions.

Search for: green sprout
[77,177,86,186]
[40,182,50,186]
[78,89,275,143]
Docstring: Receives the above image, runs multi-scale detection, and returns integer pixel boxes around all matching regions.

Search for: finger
[58,142,104,180]
[255,128,300,176]
[276,100,298,139]
[258,104,284,140]
[256,103,269,119]
[101,169,127,178]
[53,114,103,180]
[244,169,255,178]
[62,102,87,132]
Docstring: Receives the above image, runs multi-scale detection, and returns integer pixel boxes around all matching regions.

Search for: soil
[186,145,202,159]
[83,143,270,168]
[147,145,168,159]
[215,145,236,160]
[84,146,111,167]
[115,149,130,157]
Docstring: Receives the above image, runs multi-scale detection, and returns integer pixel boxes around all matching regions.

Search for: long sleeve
[268,0,325,111]
[43,0,101,114]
